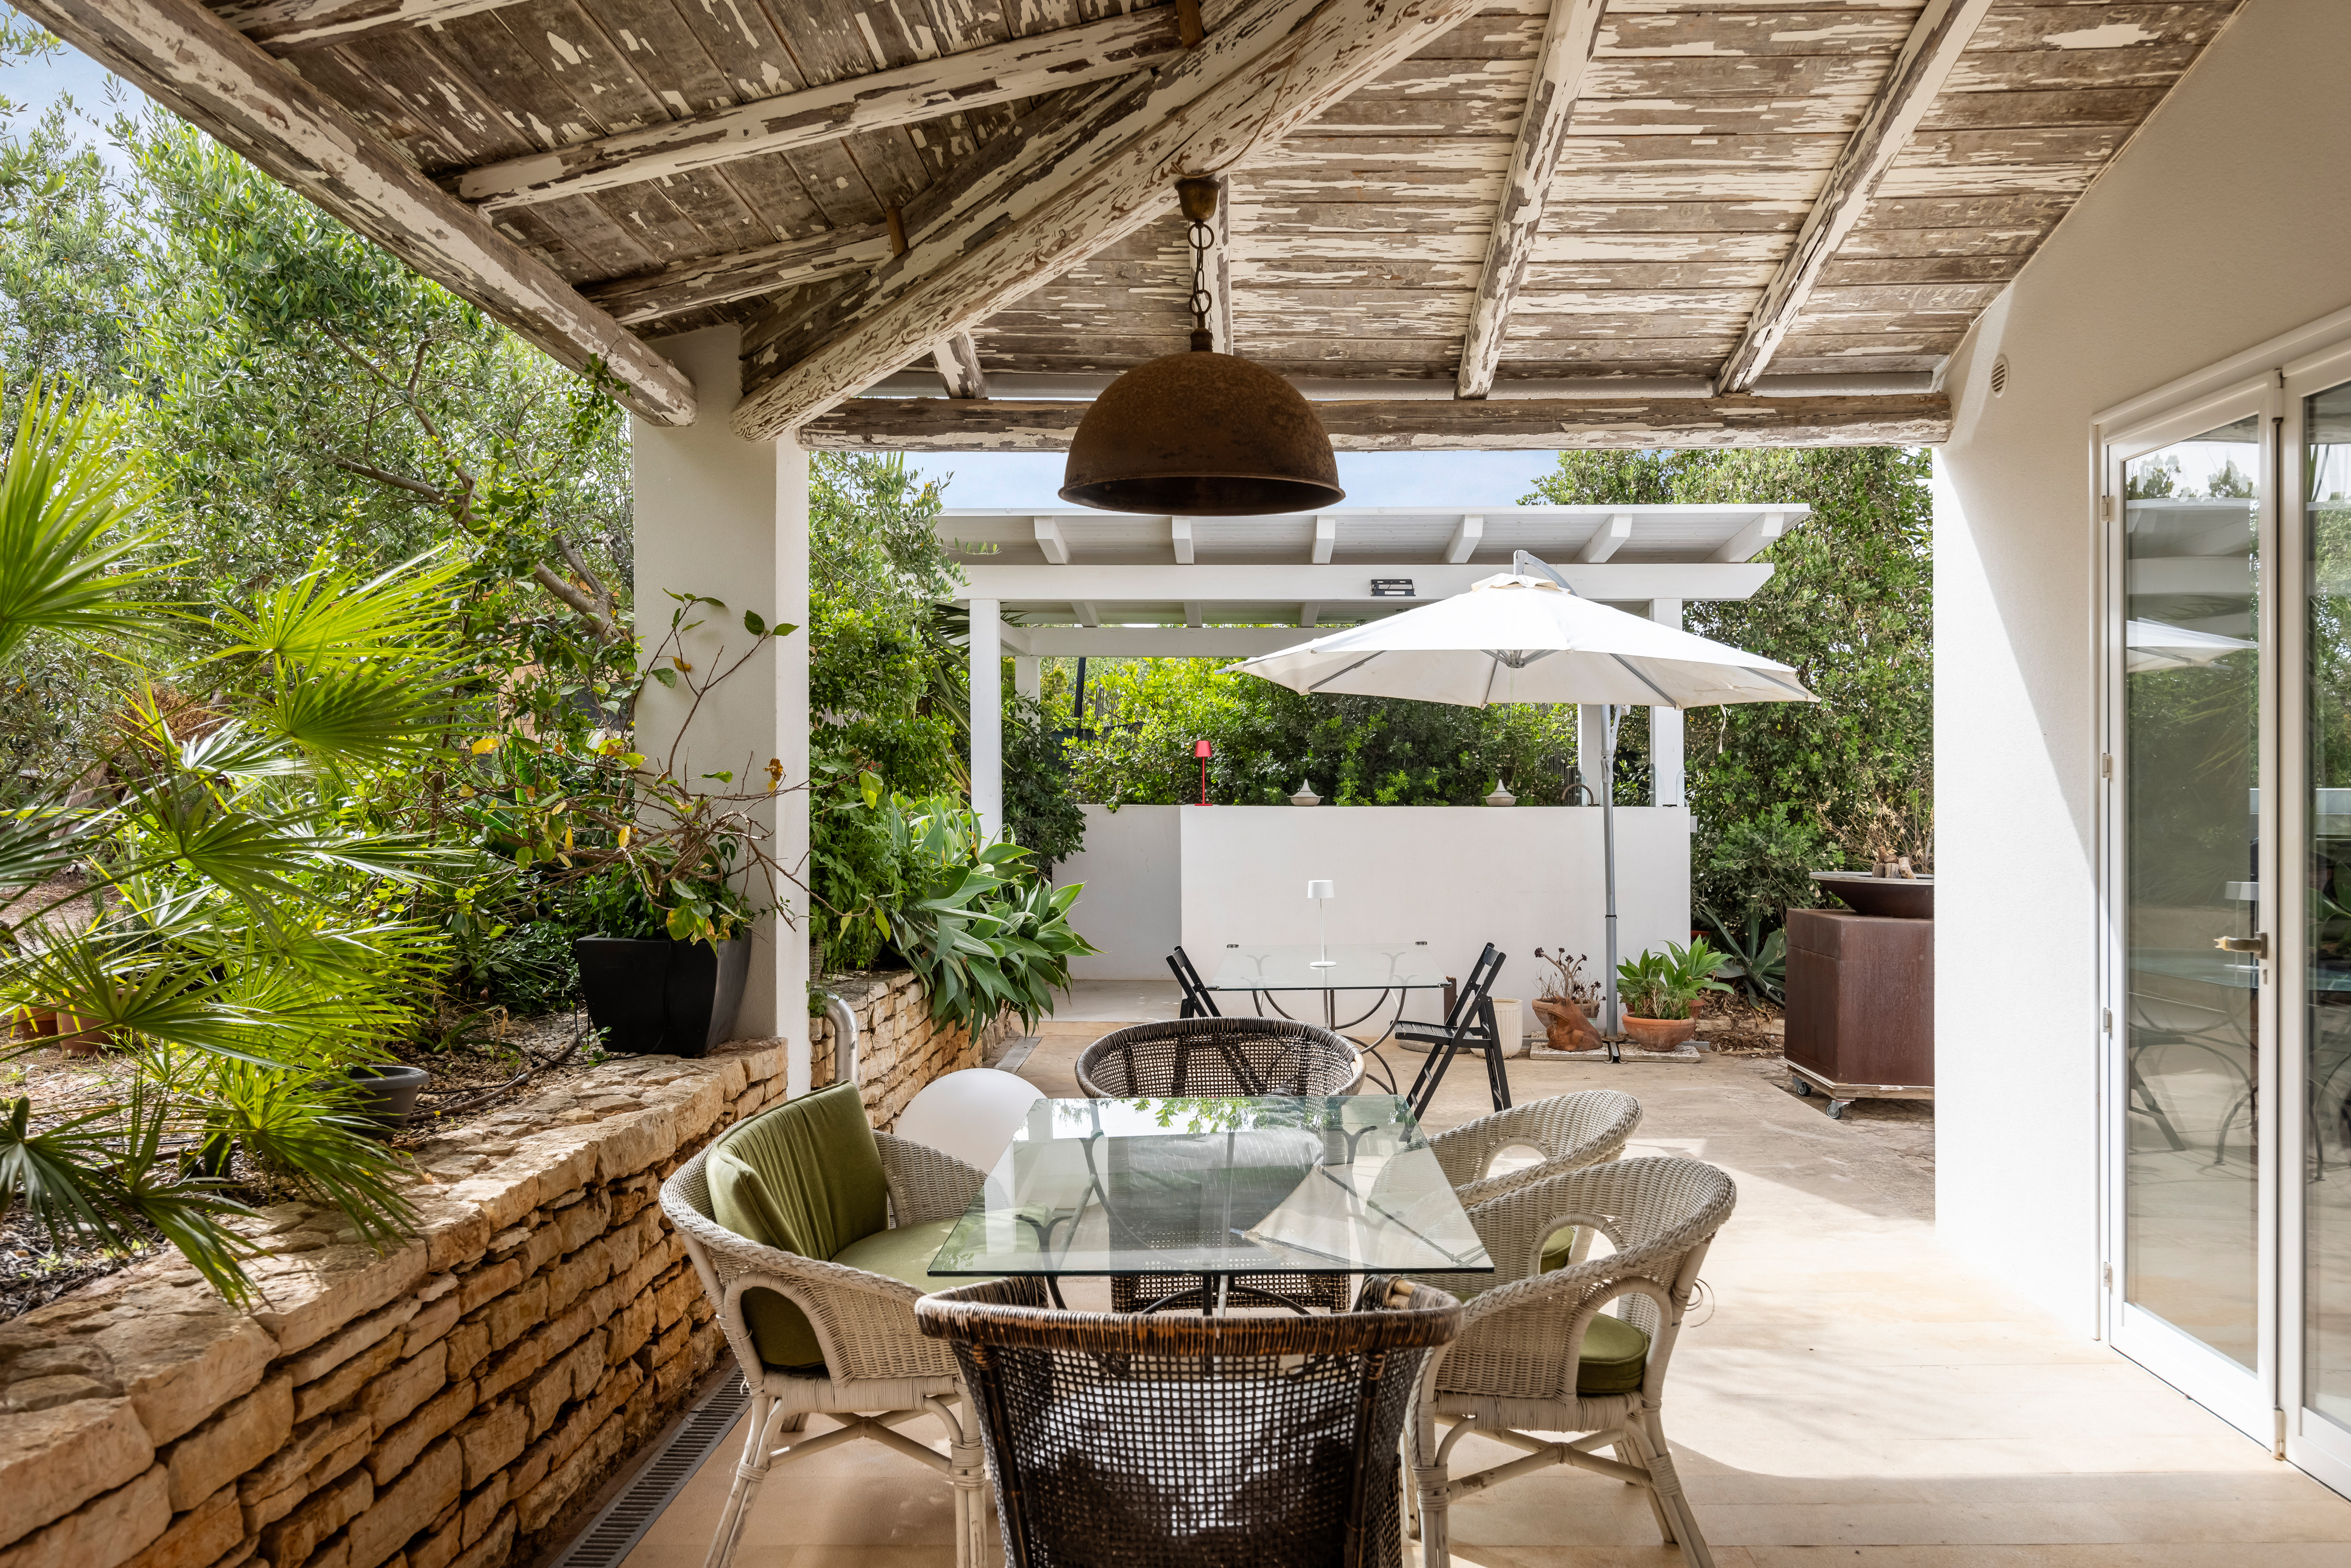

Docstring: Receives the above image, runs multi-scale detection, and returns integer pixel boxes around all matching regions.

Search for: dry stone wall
[0,1037,823,1568]
[808,967,1012,1130]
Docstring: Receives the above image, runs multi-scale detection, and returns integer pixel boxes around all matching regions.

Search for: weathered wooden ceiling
[22,0,2247,443]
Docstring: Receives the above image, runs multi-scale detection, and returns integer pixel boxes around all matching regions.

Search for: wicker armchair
[916,1275,1462,1568]
[662,1126,1031,1568]
[1427,1089,1643,1206]
[1406,1157,1737,1568]
[1076,1018,1361,1311]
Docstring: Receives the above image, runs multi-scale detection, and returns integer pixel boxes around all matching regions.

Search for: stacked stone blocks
[0,1026,889,1568]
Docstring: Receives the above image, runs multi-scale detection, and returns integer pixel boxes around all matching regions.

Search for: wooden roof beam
[1456,0,1605,401]
[216,0,520,55]
[932,333,991,401]
[453,9,1184,215]
[732,0,1488,443]
[1715,0,1997,394]
[21,0,694,424]
[799,394,1953,451]
[584,225,893,328]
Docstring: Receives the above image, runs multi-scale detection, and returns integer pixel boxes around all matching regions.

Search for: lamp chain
[1187,211,1214,351]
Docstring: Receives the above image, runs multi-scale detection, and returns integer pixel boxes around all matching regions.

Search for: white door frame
[2096,375,2283,1447]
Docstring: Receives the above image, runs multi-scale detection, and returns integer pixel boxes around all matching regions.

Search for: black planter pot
[574,936,751,1058]
[347,1063,429,1139]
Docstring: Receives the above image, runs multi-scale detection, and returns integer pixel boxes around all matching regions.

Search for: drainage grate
[549,1373,752,1568]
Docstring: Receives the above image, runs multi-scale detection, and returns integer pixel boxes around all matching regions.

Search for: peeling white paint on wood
[455,8,1182,211]
[1717,0,1996,392]
[797,391,1954,449]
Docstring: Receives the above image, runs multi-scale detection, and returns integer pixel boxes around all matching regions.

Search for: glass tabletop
[1207,944,1450,993]
[928,1096,1493,1280]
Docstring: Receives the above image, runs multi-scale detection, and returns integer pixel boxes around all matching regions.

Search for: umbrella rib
[1481,652,1500,706]
[1308,652,1384,693]
[1749,669,1815,700]
[1609,653,1679,707]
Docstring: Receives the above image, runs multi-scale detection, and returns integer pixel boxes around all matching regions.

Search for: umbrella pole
[1603,705,1621,1051]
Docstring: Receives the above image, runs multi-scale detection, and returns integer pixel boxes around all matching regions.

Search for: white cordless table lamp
[1307,879,1336,968]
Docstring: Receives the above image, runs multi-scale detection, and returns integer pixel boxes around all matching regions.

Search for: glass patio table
[926,1094,1492,1311]
[1207,944,1451,1091]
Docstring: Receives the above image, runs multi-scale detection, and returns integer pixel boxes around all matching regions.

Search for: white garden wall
[1934,0,2351,1332]
[1060,804,1691,1005]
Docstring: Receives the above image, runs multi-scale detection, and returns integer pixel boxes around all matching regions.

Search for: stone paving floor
[617,1005,2351,1567]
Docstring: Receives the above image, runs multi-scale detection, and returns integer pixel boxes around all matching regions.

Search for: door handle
[2214,934,2270,958]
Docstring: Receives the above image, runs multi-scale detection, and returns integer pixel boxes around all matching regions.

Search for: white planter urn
[1484,784,1517,807]
[1289,780,1321,806]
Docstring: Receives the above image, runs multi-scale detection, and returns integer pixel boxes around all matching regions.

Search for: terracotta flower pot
[53,1011,110,1056]
[1621,1014,1697,1051]
[1532,998,1604,1052]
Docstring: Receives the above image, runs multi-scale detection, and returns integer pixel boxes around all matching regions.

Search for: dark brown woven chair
[916,1275,1461,1568]
[1076,1018,1364,1313]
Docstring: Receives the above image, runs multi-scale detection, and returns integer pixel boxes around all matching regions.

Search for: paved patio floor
[616,1006,2351,1567]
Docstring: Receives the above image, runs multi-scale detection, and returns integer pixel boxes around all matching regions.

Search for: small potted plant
[1615,938,1732,1050]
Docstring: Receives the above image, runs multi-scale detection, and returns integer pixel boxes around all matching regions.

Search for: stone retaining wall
[0,1029,908,1568]
[808,967,1012,1130]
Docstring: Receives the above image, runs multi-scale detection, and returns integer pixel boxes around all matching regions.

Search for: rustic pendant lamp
[1059,177,1344,516]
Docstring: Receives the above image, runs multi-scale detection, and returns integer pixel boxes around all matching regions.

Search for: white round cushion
[890,1067,1047,1176]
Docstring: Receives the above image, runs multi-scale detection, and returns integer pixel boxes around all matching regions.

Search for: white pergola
[947,503,1807,833]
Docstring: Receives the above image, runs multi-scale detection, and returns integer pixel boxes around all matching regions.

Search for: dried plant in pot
[1530,947,1605,1052]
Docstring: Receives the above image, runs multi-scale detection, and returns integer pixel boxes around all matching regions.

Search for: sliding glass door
[2108,392,2276,1437]
[2108,344,2351,1493]
[2288,364,2351,1491]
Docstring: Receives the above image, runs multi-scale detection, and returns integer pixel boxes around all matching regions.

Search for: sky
[0,31,1568,509]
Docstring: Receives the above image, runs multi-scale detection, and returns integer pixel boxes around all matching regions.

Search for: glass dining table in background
[926,1094,1492,1311]
[1207,943,1451,1090]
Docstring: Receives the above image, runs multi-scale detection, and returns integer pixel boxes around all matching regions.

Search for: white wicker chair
[662,1128,1032,1568]
[1406,1157,1736,1568]
[1426,1090,1643,1206]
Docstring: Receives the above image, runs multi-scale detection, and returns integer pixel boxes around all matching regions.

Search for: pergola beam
[452,10,1183,214]
[733,0,1488,441]
[21,0,696,425]
[1715,0,1996,393]
[583,226,893,328]
[216,0,518,54]
[799,393,1952,451]
[958,562,1776,603]
[1456,0,1606,400]
[932,334,991,401]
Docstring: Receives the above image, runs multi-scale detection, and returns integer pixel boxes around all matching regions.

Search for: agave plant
[1,384,469,1302]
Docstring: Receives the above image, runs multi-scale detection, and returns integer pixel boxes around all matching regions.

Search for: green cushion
[706,1083,889,1372]
[832,1216,963,1287]
[1574,1313,1651,1396]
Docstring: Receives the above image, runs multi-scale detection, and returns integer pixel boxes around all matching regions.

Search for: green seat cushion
[706,1083,888,1372]
[831,1216,963,1287]
[1574,1313,1651,1396]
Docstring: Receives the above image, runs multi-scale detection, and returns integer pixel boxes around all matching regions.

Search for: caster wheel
[1827,1099,1848,1120]
[1792,1076,1811,1097]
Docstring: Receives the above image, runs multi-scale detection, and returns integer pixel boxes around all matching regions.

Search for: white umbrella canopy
[1232,573,1816,709]
[1229,561,1816,1059]
[2125,618,2253,673]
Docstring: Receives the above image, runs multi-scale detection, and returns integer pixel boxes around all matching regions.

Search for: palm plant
[2,383,468,1302]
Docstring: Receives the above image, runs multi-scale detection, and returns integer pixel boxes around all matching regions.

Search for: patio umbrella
[1229,552,1815,1042]
[2124,618,2253,673]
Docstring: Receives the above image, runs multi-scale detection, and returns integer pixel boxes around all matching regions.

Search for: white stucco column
[1648,599,1685,807]
[1576,703,1608,803]
[632,326,810,1090]
[1013,656,1041,702]
[970,600,1003,839]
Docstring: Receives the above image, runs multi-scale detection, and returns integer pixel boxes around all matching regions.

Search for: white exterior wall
[1057,803,1691,999]
[632,327,811,1090]
[1058,805,1183,980]
[1934,0,2351,1330]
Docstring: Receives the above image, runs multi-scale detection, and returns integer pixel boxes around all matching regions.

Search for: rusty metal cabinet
[1783,907,1933,1118]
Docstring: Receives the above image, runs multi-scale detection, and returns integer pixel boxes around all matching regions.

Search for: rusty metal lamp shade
[1058,350,1345,516]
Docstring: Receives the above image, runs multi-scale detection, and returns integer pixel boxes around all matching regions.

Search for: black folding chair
[1166,945,1221,1018]
[1396,944,1511,1118]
